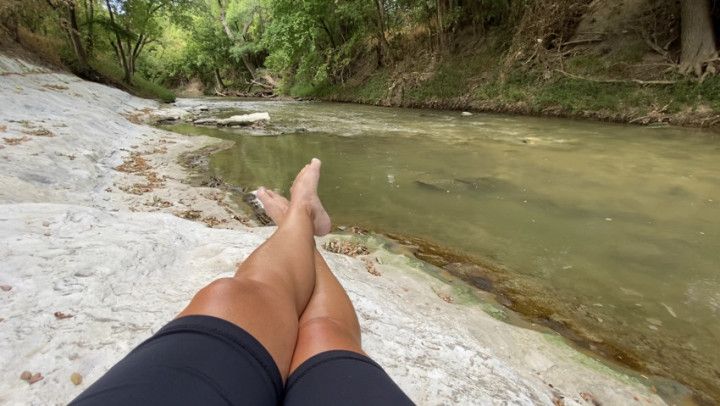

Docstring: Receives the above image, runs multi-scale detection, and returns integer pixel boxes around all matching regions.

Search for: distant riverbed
[165,98,720,403]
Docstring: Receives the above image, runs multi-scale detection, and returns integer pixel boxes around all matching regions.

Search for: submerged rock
[192,117,218,126]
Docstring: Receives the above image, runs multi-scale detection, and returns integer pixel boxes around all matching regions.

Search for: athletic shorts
[70,315,413,405]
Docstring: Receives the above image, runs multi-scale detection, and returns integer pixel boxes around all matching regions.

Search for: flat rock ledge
[194,112,271,127]
[0,53,665,406]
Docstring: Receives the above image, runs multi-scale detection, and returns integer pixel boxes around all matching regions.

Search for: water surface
[167,99,720,402]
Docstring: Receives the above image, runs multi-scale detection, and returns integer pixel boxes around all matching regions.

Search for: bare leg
[256,188,364,374]
[178,159,331,380]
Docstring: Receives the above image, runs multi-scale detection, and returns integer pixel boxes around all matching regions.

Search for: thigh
[283,350,413,406]
[178,277,299,378]
[70,316,283,406]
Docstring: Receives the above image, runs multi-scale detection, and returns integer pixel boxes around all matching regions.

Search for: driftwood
[555,69,677,85]
[559,37,604,47]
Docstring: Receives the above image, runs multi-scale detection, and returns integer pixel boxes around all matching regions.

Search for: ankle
[289,200,314,219]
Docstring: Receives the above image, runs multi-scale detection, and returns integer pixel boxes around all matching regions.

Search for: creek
[165,99,720,402]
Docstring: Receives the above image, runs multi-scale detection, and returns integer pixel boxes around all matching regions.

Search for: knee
[299,316,362,346]
[196,277,285,308]
[199,277,245,298]
[194,277,267,305]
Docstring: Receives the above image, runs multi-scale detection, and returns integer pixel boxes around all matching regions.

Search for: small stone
[605,217,613,222]
[54,311,73,320]
[20,371,32,381]
[0,285,12,292]
[28,372,43,384]
[71,372,83,385]
[461,111,473,116]
[42,221,50,227]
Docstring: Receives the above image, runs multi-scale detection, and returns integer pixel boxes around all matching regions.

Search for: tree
[103,0,193,83]
[679,0,718,76]
[373,0,391,66]
[215,0,260,80]
[46,0,91,70]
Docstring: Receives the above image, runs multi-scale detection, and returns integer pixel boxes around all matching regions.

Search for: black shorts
[70,315,413,405]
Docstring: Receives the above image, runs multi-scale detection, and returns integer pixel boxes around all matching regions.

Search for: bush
[91,56,176,103]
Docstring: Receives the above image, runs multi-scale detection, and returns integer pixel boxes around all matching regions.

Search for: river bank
[294,52,720,129]
[0,53,670,405]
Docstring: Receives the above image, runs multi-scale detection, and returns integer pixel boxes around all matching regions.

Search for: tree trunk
[46,0,89,69]
[216,0,256,79]
[83,0,95,56]
[680,0,718,76]
[214,68,226,93]
[436,0,445,52]
[373,0,391,66]
[67,3,87,65]
[105,0,131,83]
[319,18,337,48]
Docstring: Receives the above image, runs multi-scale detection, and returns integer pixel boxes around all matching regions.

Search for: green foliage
[535,78,633,111]
[92,56,176,102]
[5,0,720,125]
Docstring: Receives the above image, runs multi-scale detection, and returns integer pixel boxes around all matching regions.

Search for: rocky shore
[0,54,666,405]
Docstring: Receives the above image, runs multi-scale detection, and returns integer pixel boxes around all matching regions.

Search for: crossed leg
[255,187,364,373]
[72,159,409,406]
[177,159,362,380]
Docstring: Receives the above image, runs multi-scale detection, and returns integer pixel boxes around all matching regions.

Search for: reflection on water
[166,99,720,403]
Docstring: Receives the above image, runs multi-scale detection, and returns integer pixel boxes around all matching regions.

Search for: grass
[91,57,176,103]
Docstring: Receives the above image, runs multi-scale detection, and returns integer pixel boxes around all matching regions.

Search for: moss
[481,303,510,321]
[541,332,648,387]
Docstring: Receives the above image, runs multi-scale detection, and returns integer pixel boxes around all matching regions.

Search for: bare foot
[256,187,289,225]
[290,158,332,236]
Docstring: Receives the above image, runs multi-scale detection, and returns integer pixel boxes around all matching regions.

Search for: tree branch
[555,69,677,85]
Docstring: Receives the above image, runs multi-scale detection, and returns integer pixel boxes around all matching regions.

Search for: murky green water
[167,99,720,402]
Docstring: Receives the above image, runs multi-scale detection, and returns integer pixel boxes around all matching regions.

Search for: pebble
[28,373,44,384]
[70,372,82,385]
[20,371,43,384]
[54,311,73,320]
[461,111,473,116]
[0,285,12,291]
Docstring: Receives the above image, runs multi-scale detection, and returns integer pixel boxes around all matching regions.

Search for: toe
[257,187,270,202]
